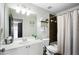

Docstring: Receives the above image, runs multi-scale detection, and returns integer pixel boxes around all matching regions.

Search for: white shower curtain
[72,10,79,55]
[57,15,65,54]
[57,10,79,55]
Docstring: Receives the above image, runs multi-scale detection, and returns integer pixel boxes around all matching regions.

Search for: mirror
[3,3,49,45]
[4,4,37,44]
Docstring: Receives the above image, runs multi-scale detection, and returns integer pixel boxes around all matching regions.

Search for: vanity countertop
[0,40,42,51]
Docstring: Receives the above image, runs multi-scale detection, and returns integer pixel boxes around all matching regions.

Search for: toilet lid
[46,45,58,53]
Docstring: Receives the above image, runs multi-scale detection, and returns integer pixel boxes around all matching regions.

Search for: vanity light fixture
[51,20,54,22]
[27,11,31,16]
[15,5,34,15]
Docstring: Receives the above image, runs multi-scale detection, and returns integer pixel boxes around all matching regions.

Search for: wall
[4,4,9,38]
[23,14,37,37]
[0,3,5,42]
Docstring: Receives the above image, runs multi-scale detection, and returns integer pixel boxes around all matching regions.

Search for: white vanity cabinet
[2,41,43,55]
[3,46,29,55]
[29,42,43,55]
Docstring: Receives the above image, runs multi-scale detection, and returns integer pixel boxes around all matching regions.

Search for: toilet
[46,42,58,55]
[42,39,58,55]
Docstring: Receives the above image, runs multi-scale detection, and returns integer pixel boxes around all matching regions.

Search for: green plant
[32,34,37,39]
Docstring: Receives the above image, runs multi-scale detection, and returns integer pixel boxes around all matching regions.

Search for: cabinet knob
[26,46,30,48]
[28,46,30,48]
[26,46,28,48]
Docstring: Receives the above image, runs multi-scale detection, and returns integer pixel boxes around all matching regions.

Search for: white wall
[23,14,37,37]
[0,3,5,41]
[4,4,9,38]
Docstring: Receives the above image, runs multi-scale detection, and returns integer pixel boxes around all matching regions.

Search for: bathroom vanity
[0,40,44,55]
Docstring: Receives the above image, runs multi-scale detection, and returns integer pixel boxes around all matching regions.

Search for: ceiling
[33,3,79,14]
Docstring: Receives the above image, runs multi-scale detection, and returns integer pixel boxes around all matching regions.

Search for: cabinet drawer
[3,46,29,55]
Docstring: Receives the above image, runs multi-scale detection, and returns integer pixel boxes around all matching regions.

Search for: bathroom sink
[1,41,30,50]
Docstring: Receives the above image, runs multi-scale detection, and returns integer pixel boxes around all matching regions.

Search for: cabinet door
[3,46,29,55]
[29,42,43,55]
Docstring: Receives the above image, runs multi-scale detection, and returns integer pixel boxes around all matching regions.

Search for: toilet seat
[46,45,58,55]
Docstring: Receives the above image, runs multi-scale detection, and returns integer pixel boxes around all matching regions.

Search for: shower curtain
[57,10,79,55]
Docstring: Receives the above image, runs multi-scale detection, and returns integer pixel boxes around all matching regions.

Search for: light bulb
[21,8,26,15]
[16,7,20,13]
[26,9,32,16]
[27,12,30,16]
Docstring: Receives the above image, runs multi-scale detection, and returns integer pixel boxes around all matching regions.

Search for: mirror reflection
[4,4,38,44]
